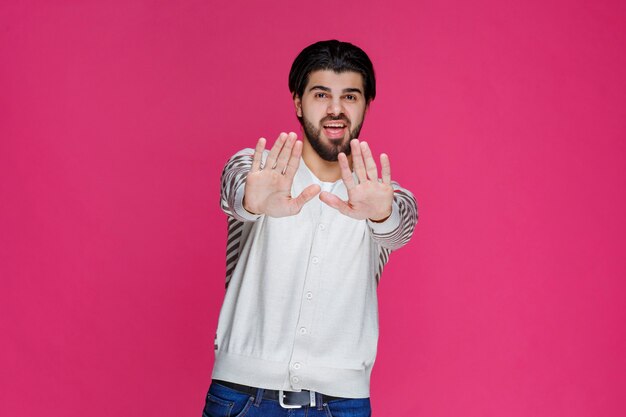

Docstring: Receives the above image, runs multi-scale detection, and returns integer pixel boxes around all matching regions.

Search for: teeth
[325,124,345,128]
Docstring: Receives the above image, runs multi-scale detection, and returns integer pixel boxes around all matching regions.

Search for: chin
[324,135,349,145]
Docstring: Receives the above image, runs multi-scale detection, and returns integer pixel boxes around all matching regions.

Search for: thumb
[319,191,351,215]
[291,184,321,213]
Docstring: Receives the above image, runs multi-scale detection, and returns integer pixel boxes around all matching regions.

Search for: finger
[265,132,287,169]
[380,153,391,185]
[284,140,303,180]
[338,152,356,190]
[275,132,297,173]
[350,139,367,182]
[291,184,321,214]
[251,137,266,171]
[319,191,352,216]
[360,141,378,180]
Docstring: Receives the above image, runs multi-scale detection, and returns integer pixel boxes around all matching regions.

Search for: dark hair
[288,40,376,103]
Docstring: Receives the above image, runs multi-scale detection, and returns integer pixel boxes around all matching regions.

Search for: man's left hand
[319,139,394,222]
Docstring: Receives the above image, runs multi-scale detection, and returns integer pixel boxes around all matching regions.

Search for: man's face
[294,70,368,161]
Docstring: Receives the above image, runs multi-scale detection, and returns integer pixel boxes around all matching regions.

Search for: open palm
[319,139,394,222]
[244,132,321,217]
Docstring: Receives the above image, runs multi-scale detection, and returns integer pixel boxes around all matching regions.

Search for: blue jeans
[202,380,372,417]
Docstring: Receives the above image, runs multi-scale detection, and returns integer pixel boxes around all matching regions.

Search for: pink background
[1,0,625,416]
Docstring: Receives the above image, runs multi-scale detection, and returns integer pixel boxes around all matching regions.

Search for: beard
[300,115,364,162]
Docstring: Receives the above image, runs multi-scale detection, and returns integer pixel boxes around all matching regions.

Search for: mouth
[322,121,349,140]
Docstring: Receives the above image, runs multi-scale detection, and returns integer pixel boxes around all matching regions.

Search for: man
[202,40,418,417]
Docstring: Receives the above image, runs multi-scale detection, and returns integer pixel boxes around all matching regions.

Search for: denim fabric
[202,380,372,417]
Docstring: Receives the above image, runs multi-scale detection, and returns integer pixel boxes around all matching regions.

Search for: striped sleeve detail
[224,216,244,288]
[371,183,418,284]
[375,246,392,284]
[220,149,259,222]
[220,149,261,288]
[368,182,418,251]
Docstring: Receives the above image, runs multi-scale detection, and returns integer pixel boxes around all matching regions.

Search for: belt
[213,380,344,409]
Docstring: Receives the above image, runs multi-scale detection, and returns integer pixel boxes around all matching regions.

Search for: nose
[326,97,343,116]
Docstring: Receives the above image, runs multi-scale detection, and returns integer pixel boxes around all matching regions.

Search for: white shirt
[211,148,418,398]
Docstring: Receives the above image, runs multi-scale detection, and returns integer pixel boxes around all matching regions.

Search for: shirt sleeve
[366,181,418,251]
[220,148,263,222]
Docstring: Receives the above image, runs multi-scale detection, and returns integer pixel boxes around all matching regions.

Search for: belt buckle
[278,390,317,409]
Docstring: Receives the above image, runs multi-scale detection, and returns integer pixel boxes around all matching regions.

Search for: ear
[293,96,303,118]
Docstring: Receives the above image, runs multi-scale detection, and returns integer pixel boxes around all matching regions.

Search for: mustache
[321,116,351,125]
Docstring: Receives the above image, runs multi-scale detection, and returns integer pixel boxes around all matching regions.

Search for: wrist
[369,209,392,223]
[243,197,261,216]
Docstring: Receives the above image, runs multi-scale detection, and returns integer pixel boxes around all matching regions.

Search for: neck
[301,138,351,182]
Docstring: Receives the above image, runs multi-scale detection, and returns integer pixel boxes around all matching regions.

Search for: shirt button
[306,292,313,300]
[319,224,326,231]
[312,256,319,264]
[293,362,301,370]
[292,376,299,383]
[299,327,307,334]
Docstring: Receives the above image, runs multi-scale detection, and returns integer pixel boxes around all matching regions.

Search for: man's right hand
[243,132,321,217]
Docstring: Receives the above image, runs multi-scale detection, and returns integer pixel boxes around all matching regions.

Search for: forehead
[305,69,364,92]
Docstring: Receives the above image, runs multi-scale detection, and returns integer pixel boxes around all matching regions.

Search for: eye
[344,95,357,101]
[315,92,328,99]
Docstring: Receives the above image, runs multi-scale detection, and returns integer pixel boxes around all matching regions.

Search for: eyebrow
[308,85,364,95]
